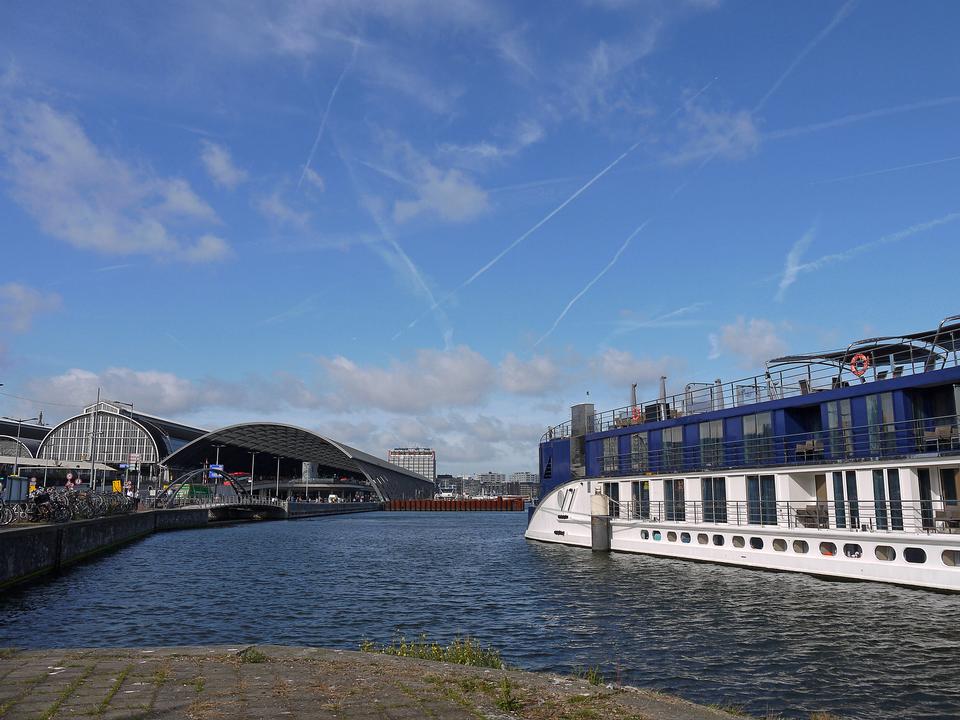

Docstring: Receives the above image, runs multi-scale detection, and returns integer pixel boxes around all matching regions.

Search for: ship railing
[543,324,960,441]
[592,413,960,477]
[603,498,959,535]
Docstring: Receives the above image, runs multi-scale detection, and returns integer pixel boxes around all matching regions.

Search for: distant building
[510,471,540,500]
[462,474,481,497]
[436,473,463,495]
[477,471,506,496]
[388,447,436,483]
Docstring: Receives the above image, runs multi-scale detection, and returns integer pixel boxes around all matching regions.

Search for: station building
[20,400,434,500]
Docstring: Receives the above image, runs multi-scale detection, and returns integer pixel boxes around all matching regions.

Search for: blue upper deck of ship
[538,315,960,497]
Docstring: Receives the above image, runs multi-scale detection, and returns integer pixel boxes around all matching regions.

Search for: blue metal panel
[539,438,570,498]
[892,390,915,455]
[850,396,869,457]
[683,423,699,471]
[649,429,662,474]
[725,416,744,467]
[585,438,602,477]
[618,433,632,474]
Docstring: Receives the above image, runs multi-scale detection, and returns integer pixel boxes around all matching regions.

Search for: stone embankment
[0,508,209,591]
[0,646,745,720]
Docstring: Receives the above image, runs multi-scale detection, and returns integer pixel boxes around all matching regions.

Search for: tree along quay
[0,645,751,720]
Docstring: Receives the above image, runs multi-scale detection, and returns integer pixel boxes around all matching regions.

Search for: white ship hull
[526,462,960,592]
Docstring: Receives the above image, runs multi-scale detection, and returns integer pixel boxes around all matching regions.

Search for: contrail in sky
[813,152,960,185]
[297,41,359,190]
[535,220,651,347]
[767,96,960,141]
[754,0,858,112]
[396,77,718,338]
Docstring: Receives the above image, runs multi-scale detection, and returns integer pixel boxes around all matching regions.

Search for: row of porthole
[639,529,958,566]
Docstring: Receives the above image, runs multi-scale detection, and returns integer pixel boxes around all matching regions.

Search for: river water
[1,512,957,719]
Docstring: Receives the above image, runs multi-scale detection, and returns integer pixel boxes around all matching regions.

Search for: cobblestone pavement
[0,646,743,720]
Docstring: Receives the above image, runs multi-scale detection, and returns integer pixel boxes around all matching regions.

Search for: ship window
[733,535,745,548]
[603,435,618,473]
[632,480,650,519]
[747,474,777,525]
[667,531,678,542]
[793,540,809,553]
[701,476,727,523]
[820,541,837,556]
[697,533,709,545]
[664,478,685,522]
[743,412,773,464]
[699,420,724,467]
[713,534,725,546]
[681,532,691,543]
[631,432,648,472]
[843,543,863,558]
[653,530,662,541]
[904,547,926,564]
[750,537,764,550]
[875,545,896,562]
[773,538,787,552]
[941,550,960,566]
[662,426,683,471]
[640,529,649,540]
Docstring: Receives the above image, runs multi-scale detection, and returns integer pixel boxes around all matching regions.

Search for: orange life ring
[850,353,870,377]
[631,406,642,422]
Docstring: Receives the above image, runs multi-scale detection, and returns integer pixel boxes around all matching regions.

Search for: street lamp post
[275,456,281,500]
[249,451,257,501]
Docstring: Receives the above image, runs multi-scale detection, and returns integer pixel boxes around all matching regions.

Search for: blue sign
[209,463,224,479]
[119,463,128,469]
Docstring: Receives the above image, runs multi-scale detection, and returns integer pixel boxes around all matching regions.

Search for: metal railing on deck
[544,321,960,441]
[592,413,960,477]
[600,498,959,534]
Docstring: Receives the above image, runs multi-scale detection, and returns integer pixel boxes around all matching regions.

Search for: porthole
[875,545,896,562]
[697,533,709,545]
[653,530,662,541]
[640,529,649,540]
[681,532,691,544]
[793,540,809,554]
[773,538,787,552]
[904,547,927,564]
[732,536,745,548]
[667,531,678,542]
[942,549,960,566]
[820,542,837,556]
[713,534,725,546]
[750,537,764,550]
[843,543,862,558]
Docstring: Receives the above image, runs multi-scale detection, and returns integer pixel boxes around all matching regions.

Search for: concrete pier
[0,646,744,720]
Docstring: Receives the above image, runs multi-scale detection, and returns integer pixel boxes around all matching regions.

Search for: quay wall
[0,508,209,592]
[285,501,381,519]
[386,498,526,511]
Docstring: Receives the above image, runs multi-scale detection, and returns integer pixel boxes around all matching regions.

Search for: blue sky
[1,0,959,474]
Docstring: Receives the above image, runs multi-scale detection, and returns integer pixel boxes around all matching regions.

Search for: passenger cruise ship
[526,316,960,592]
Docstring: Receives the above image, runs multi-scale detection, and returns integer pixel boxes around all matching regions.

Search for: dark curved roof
[161,422,434,499]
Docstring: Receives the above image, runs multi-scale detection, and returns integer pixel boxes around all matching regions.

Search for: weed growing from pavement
[237,647,268,664]
[495,677,523,712]
[360,634,505,669]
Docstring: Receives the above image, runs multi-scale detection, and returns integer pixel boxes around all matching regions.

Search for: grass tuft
[360,633,505,669]
[237,647,268,664]
[495,677,523,712]
[575,666,605,686]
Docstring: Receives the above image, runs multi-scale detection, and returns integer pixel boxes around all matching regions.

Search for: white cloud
[319,346,496,413]
[0,99,229,262]
[181,234,231,263]
[500,353,560,395]
[776,222,817,301]
[200,140,248,189]
[439,118,544,164]
[712,317,787,368]
[302,167,325,192]
[590,348,677,388]
[670,105,760,165]
[392,152,489,224]
[256,191,309,227]
[0,283,61,333]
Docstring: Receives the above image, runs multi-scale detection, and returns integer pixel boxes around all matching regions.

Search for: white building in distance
[388,447,436,483]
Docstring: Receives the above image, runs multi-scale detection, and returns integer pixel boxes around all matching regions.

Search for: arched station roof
[161,422,435,500]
